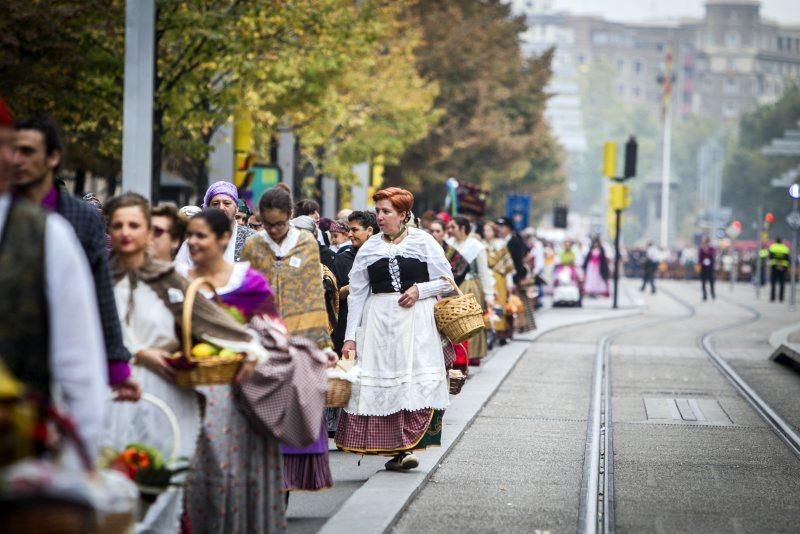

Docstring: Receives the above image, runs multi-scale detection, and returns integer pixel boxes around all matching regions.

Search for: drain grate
[643,398,733,426]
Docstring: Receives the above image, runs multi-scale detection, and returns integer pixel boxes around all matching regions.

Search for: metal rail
[581,286,695,534]
[663,288,800,458]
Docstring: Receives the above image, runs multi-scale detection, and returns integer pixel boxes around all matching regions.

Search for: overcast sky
[512,0,800,24]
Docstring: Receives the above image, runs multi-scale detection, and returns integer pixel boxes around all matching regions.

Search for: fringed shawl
[242,231,333,349]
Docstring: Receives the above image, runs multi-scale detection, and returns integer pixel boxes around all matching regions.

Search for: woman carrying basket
[104,194,270,532]
[242,184,336,494]
[336,187,454,471]
[176,208,315,532]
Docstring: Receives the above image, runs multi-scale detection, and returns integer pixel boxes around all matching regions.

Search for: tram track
[665,289,800,458]
[580,284,800,534]
[579,292,694,534]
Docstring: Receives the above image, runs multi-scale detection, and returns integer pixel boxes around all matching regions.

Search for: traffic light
[623,136,637,178]
[602,142,617,178]
[765,212,775,227]
[553,206,568,228]
[732,220,742,232]
[609,184,632,211]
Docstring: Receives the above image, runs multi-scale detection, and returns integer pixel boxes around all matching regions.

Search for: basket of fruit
[168,277,246,387]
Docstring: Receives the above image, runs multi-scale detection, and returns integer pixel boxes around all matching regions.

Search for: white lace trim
[345,377,450,417]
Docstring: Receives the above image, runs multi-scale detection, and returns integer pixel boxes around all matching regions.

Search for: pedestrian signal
[624,136,637,178]
[553,206,568,229]
[602,142,617,178]
[765,212,775,224]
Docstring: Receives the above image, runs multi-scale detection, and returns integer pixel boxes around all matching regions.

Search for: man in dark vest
[12,115,139,400]
[0,98,107,457]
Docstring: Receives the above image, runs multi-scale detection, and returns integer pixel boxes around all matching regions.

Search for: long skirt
[460,278,488,358]
[335,409,444,455]
[516,282,536,333]
[584,261,609,297]
[186,384,287,532]
[491,272,513,340]
[281,418,333,491]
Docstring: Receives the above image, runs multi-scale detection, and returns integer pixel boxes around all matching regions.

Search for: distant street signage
[457,183,489,217]
[505,194,531,231]
[787,210,800,230]
[240,163,281,210]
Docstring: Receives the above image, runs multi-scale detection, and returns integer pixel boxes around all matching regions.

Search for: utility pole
[604,137,637,309]
[755,206,763,299]
[658,46,675,249]
[788,184,800,311]
[121,0,155,199]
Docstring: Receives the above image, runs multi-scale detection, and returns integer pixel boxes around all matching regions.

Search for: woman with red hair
[336,187,455,471]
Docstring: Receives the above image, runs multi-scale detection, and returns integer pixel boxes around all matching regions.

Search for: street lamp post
[787,184,800,311]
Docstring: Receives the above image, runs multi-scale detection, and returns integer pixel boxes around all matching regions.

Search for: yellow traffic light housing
[602,142,617,178]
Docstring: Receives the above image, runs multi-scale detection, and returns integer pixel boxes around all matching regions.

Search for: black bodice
[367,256,430,293]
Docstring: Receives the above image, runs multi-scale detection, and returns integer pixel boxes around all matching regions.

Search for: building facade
[562,0,800,122]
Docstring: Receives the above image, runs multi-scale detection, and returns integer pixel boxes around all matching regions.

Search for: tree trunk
[73,168,86,196]
[151,106,164,205]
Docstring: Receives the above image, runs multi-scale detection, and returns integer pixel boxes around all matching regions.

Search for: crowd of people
[0,104,550,531]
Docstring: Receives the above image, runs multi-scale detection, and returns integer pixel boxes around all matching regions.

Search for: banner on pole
[505,194,531,231]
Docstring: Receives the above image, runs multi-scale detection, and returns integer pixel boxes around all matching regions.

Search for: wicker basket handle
[181,276,222,357]
[439,276,464,297]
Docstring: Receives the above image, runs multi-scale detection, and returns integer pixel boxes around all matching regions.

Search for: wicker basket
[448,370,466,395]
[325,377,352,408]
[434,277,485,343]
[169,277,245,387]
[325,352,354,408]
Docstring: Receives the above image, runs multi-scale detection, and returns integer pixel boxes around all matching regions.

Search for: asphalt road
[393,280,800,533]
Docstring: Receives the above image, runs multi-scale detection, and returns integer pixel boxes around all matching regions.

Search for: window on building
[617,85,625,96]
[633,87,641,97]
[778,36,783,50]
[617,58,624,72]
[723,102,737,119]
[634,60,642,74]
[727,57,736,70]
[724,77,738,95]
[725,31,740,48]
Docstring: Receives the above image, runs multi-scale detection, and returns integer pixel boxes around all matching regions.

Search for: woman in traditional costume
[104,193,270,532]
[428,219,469,286]
[336,187,454,471]
[241,184,335,493]
[174,208,293,532]
[446,216,495,364]
[582,237,610,298]
[481,222,516,345]
[173,181,255,269]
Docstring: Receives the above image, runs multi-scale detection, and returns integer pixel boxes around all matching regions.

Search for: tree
[293,1,440,196]
[0,0,125,185]
[722,83,800,240]
[395,0,561,214]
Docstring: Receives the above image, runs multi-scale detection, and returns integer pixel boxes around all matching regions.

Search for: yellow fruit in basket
[192,343,219,359]
[218,348,238,361]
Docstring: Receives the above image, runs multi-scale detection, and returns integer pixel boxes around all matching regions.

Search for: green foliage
[0,0,125,175]
[397,0,562,213]
[722,82,800,239]
[2,0,560,209]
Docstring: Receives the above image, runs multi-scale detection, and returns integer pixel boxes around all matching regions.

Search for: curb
[317,306,643,534]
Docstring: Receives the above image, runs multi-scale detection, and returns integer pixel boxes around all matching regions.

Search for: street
[290,280,800,533]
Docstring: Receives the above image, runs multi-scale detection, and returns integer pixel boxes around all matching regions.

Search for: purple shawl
[219,267,278,320]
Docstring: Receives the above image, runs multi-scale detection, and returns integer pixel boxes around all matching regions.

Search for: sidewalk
[288,287,642,534]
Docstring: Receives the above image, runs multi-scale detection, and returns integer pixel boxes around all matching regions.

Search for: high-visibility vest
[768,242,791,268]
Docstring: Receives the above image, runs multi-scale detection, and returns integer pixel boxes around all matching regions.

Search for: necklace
[384,224,407,243]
